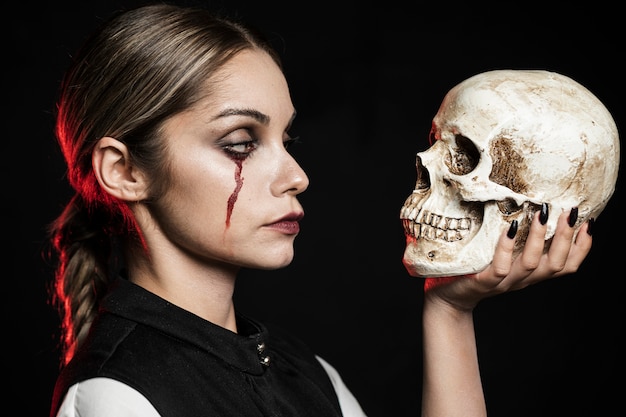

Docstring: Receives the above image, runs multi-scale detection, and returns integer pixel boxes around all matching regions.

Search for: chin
[251,252,294,270]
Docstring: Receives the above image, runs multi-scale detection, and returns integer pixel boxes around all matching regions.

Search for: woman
[47,3,592,416]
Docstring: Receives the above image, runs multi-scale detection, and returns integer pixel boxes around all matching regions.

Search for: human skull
[400,69,619,278]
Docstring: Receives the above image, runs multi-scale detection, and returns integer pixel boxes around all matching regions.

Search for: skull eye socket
[447,135,479,175]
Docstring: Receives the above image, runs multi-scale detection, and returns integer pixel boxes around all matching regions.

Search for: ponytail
[49,193,114,365]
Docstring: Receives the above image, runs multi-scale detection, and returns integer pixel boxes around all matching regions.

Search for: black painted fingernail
[568,207,579,227]
[539,203,549,225]
[587,217,595,236]
[507,220,518,239]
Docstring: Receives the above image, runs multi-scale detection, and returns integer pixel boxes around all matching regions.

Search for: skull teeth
[402,209,471,242]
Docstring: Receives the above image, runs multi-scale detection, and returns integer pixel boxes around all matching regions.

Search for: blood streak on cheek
[225,159,244,227]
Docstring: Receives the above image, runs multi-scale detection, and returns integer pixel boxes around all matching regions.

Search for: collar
[100,277,270,376]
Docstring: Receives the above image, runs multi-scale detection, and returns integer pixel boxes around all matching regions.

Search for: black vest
[50,278,342,417]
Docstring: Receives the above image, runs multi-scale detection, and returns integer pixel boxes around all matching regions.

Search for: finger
[484,220,518,280]
[519,209,593,284]
[556,216,593,276]
[515,208,550,273]
[542,208,578,274]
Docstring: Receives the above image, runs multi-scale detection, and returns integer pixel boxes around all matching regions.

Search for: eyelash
[222,141,258,159]
[222,135,301,160]
[284,136,301,149]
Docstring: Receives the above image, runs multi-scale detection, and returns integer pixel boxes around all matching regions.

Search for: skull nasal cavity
[416,156,431,189]
[447,135,479,175]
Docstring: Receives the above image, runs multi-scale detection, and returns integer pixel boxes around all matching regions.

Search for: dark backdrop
[11,1,623,416]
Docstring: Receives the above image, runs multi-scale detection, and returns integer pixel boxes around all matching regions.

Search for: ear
[92,137,148,201]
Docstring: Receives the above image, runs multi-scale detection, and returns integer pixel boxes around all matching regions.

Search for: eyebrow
[214,108,270,124]
[213,108,298,126]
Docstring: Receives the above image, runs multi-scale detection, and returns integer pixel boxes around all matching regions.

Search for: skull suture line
[400,69,620,278]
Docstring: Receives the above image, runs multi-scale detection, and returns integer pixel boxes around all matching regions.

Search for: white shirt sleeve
[56,377,161,417]
[57,359,367,417]
[316,355,368,417]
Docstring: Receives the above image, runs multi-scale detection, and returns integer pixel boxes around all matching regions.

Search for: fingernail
[539,203,549,225]
[507,220,518,239]
[568,207,579,228]
[587,217,595,236]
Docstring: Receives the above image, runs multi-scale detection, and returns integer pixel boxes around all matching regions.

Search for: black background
[11,1,623,416]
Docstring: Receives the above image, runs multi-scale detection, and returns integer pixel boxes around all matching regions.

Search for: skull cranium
[400,69,619,277]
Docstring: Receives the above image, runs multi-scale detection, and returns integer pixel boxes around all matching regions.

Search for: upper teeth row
[401,208,471,242]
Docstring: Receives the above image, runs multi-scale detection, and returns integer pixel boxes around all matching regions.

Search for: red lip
[267,212,304,234]
[278,212,304,222]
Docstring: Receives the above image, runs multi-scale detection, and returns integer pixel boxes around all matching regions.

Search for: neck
[127,246,240,332]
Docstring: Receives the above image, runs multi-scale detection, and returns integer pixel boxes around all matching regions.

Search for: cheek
[161,151,263,236]
[165,155,235,218]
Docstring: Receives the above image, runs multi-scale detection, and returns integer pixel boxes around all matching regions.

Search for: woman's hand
[423,208,593,311]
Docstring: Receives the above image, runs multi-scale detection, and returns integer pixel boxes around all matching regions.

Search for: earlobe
[92,137,148,201]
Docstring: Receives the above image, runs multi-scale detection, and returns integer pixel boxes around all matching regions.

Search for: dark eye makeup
[220,132,301,161]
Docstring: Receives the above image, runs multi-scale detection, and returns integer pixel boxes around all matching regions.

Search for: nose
[271,149,309,196]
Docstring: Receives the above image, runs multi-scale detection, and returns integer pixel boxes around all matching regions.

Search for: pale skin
[421,213,592,417]
[92,48,593,416]
[93,49,307,333]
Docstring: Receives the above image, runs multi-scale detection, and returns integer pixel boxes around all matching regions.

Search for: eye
[222,140,259,160]
[448,135,479,175]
